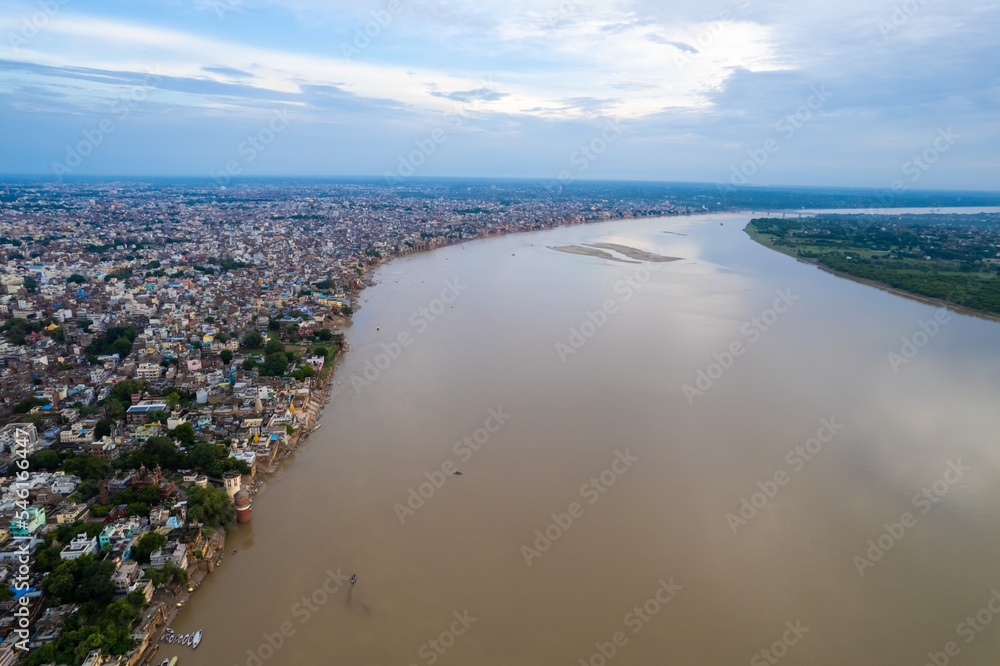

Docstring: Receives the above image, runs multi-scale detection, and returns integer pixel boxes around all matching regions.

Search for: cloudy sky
[0,0,997,189]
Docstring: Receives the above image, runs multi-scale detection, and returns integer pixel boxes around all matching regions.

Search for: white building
[60,534,98,560]
[0,423,38,455]
[136,363,162,381]
[150,543,188,570]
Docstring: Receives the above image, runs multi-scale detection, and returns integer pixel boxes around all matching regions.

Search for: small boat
[193,630,203,649]
[233,549,237,555]
[169,658,178,666]
[350,574,357,585]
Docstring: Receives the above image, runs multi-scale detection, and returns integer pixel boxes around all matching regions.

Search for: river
[172,209,1000,666]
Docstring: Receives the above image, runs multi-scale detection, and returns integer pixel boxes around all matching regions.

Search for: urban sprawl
[0,180,701,665]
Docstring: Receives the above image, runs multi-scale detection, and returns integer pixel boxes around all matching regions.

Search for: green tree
[132,532,166,564]
[242,358,257,371]
[103,397,126,420]
[168,422,196,447]
[261,351,288,376]
[89,504,110,518]
[126,502,149,517]
[29,449,61,471]
[109,379,144,403]
[105,598,139,627]
[241,330,263,349]
[62,454,111,481]
[94,418,115,439]
[13,397,49,413]
[138,485,161,505]
[220,349,233,364]
[263,338,285,355]
[77,557,116,604]
[44,565,78,604]
[186,484,236,528]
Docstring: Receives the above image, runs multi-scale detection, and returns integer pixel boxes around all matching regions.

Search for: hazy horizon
[1,0,998,189]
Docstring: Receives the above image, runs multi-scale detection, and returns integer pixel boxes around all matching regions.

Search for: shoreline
[743,221,1000,324]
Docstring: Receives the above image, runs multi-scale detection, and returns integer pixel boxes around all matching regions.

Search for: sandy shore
[586,242,683,262]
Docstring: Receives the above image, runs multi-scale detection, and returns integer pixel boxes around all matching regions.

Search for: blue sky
[0,0,997,189]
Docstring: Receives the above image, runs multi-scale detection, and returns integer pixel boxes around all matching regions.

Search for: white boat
[192,630,203,649]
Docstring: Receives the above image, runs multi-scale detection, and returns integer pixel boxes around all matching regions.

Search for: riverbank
[743,220,1000,323]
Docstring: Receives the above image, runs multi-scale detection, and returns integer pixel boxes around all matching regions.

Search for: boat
[169,658,178,666]
[193,630,203,649]
[350,574,357,584]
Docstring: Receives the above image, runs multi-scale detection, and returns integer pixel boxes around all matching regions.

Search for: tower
[222,470,242,501]
[234,489,251,523]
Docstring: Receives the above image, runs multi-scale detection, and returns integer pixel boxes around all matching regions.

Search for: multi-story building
[135,362,162,381]
[60,534,98,560]
[0,422,38,455]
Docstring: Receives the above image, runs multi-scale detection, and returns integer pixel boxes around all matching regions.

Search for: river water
[174,210,1000,666]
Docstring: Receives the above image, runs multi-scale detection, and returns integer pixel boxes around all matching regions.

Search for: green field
[745,217,1000,316]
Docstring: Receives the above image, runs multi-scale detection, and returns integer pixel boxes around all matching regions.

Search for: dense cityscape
[0,178,710,665]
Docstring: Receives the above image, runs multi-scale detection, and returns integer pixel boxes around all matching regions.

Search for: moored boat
[193,629,203,649]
